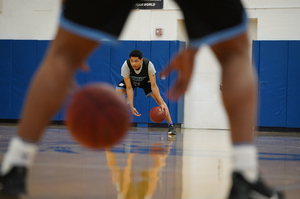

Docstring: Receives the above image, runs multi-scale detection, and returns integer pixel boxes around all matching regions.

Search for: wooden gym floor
[0,124,299,199]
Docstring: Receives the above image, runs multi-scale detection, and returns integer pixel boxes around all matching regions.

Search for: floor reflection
[0,125,298,198]
[105,137,173,199]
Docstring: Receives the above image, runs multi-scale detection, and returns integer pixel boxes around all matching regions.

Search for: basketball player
[0,0,284,199]
[116,49,176,135]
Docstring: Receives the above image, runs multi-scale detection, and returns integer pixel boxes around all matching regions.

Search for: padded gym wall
[0,40,12,119]
[253,40,300,128]
[0,40,185,125]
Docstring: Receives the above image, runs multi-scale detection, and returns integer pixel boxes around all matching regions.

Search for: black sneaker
[0,166,27,199]
[168,124,176,135]
[228,171,284,199]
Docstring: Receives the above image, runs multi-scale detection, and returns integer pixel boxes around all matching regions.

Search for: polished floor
[0,125,299,199]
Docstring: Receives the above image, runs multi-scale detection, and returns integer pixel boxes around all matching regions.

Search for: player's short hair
[129,49,143,59]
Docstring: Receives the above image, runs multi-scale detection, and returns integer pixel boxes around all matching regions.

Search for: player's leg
[18,28,99,142]
[150,93,171,121]
[149,93,176,135]
[0,27,99,197]
[174,0,283,197]
[0,0,136,197]
[116,88,127,96]
[211,32,283,199]
[116,80,128,96]
[212,32,256,143]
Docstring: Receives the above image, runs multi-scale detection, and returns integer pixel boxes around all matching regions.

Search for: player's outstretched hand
[131,107,141,117]
[160,48,198,100]
[80,61,90,72]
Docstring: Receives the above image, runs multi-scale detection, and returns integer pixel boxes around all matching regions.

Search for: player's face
[130,57,143,70]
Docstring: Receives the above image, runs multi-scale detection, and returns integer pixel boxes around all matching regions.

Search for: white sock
[233,144,259,183]
[1,137,38,175]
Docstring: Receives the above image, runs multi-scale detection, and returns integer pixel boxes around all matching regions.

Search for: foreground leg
[0,28,98,198]
[212,32,284,199]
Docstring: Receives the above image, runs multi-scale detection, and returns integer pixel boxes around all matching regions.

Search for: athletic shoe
[228,171,284,199]
[0,166,27,199]
[168,124,176,135]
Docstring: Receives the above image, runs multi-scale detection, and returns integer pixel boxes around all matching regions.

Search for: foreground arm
[160,48,198,100]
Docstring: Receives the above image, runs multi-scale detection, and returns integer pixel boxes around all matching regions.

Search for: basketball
[65,83,130,149]
[149,106,166,123]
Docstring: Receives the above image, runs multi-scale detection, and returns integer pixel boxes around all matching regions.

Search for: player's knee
[212,33,249,66]
[115,88,126,96]
[49,30,98,70]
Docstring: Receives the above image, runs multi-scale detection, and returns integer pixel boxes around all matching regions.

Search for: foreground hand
[131,107,141,116]
[160,48,198,100]
[69,79,80,94]
[79,61,90,72]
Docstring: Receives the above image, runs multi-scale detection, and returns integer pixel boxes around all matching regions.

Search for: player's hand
[69,79,80,94]
[160,48,198,100]
[159,103,167,113]
[131,107,141,117]
[79,61,90,72]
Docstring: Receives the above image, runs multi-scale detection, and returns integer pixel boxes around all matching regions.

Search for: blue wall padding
[0,40,13,119]
[252,41,261,126]
[258,41,288,127]
[86,41,111,84]
[167,41,180,123]
[3,39,300,128]
[11,40,37,119]
[133,41,151,123]
[110,41,136,87]
[287,41,300,128]
[149,41,170,123]
[253,40,300,128]
[252,41,260,79]
[136,41,151,58]
[168,41,186,124]
[176,41,186,123]
[36,40,50,65]
[0,40,185,124]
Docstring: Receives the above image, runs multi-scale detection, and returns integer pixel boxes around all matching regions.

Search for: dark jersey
[127,58,150,88]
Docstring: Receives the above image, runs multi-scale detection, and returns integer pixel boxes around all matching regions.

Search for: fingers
[159,104,166,112]
[132,108,141,117]
[160,64,174,78]
[164,48,198,100]
[79,61,90,72]
[135,113,141,117]
[69,80,81,95]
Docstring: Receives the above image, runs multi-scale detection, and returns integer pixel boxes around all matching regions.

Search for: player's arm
[149,74,167,111]
[124,77,141,116]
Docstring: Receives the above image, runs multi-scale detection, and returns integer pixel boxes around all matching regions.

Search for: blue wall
[0,40,185,125]
[253,40,300,128]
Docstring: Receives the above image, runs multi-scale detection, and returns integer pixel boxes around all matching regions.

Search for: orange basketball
[149,106,166,123]
[65,83,130,149]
